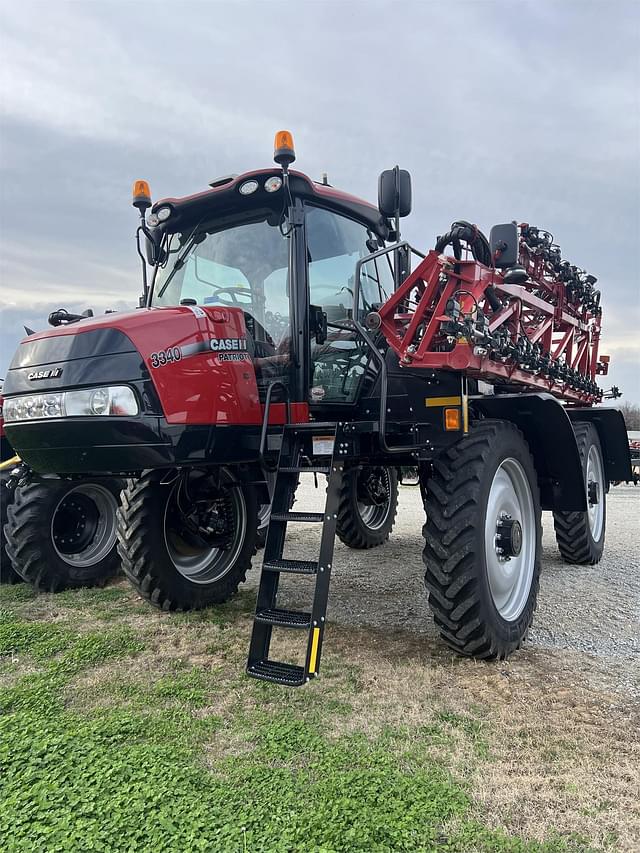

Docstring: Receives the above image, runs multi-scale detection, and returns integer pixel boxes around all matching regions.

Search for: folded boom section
[377,224,607,405]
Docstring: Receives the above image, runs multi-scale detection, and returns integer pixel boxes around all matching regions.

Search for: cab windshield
[150,204,394,405]
[152,215,291,349]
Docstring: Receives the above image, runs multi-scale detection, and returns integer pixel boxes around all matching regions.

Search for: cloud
[1,0,638,401]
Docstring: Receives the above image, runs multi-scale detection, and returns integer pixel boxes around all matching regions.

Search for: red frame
[378,242,607,405]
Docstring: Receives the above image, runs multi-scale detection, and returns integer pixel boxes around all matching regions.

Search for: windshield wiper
[156,222,204,299]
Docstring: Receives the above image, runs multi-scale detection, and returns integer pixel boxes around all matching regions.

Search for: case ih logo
[210,338,247,352]
[28,368,63,381]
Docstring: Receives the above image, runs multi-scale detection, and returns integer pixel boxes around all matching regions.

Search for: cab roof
[152,169,389,239]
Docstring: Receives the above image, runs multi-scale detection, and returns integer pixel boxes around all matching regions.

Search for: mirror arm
[135,225,149,306]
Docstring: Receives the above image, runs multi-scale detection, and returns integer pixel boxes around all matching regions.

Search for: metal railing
[351,242,426,454]
[259,381,292,470]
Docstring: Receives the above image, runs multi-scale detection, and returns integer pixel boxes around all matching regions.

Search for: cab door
[304,205,394,404]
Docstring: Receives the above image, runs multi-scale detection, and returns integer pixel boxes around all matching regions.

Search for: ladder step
[263,558,318,575]
[271,511,325,523]
[247,660,306,687]
[255,608,311,629]
[286,422,337,432]
[279,466,330,474]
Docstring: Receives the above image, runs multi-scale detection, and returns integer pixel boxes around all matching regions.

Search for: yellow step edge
[308,626,321,674]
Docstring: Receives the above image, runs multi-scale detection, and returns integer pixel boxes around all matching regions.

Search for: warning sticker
[312,436,335,456]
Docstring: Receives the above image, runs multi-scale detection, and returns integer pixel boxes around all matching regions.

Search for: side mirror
[489,223,519,268]
[144,228,167,266]
[378,167,412,219]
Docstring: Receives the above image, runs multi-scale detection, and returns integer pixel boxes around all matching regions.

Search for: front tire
[1,468,21,584]
[5,476,122,591]
[117,467,257,611]
[553,422,606,565]
[422,421,541,659]
[336,465,398,549]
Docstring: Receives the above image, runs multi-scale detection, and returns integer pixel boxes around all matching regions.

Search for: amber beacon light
[132,180,152,211]
[274,130,296,167]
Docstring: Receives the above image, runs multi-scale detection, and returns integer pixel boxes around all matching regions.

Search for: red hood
[21,308,160,343]
[9,306,263,427]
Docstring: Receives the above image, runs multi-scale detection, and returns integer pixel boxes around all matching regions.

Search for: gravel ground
[246,477,640,698]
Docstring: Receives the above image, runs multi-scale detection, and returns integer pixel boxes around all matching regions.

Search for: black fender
[564,407,632,485]
[471,393,586,512]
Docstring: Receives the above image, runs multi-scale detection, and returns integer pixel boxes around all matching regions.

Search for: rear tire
[422,421,541,659]
[553,422,606,565]
[1,469,22,584]
[336,465,398,549]
[4,476,122,591]
[117,467,257,611]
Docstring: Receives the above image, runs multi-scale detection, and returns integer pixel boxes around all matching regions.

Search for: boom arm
[376,225,607,405]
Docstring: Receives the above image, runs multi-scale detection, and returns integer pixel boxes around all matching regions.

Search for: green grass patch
[0,583,38,605]
[0,599,593,852]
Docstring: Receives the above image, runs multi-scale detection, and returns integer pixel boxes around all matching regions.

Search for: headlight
[264,176,282,193]
[239,180,259,196]
[3,385,139,423]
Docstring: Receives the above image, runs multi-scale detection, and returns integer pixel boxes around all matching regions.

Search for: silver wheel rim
[586,443,605,540]
[357,468,392,531]
[51,484,118,568]
[258,470,276,534]
[257,502,271,533]
[163,470,247,585]
[484,458,536,621]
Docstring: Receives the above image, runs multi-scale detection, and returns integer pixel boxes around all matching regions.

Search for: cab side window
[306,206,393,320]
[305,206,392,403]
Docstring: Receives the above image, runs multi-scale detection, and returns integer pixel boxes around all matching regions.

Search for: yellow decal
[309,627,321,674]
[425,396,462,408]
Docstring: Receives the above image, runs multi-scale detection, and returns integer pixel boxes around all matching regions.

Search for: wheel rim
[51,484,118,568]
[356,467,392,530]
[257,503,271,533]
[257,470,277,535]
[484,458,536,621]
[586,443,605,540]
[164,470,247,585]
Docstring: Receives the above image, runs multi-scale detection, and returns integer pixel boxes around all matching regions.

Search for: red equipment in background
[378,222,608,405]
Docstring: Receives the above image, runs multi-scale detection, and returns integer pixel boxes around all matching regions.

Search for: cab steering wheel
[208,286,252,306]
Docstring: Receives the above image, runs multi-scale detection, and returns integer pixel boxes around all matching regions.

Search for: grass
[0,580,637,852]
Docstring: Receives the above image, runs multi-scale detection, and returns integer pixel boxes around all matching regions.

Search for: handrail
[259,380,292,470]
[352,242,424,455]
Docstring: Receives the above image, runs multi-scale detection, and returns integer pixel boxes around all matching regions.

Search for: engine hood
[3,305,262,427]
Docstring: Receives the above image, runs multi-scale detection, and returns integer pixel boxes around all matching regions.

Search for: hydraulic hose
[435,221,501,311]
[434,221,493,267]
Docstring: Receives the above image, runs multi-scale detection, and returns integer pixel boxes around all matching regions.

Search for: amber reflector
[444,407,461,431]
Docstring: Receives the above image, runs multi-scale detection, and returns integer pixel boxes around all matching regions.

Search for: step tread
[255,608,312,629]
[279,466,331,474]
[247,660,307,686]
[285,422,338,433]
[263,559,318,575]
[271,511,325,523]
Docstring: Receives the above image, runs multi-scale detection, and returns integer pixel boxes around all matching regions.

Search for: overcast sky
[1,0,638,401]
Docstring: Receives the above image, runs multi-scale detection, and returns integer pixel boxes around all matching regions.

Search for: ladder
[247,422,344,687]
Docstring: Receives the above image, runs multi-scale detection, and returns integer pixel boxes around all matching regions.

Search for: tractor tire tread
[116,471,255,611]
[336,466,399,549]
[4,476,121,591]
[422,420,541,660]
[552,422,605,565]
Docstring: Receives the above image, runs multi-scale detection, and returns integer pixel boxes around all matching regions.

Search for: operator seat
[243,311,289,400]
